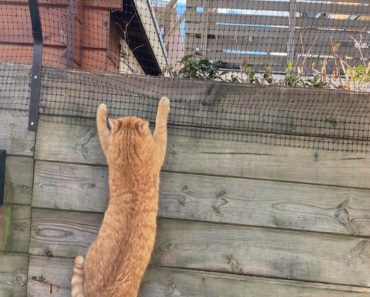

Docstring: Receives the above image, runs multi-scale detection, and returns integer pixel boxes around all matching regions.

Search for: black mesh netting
[0,0,370,151]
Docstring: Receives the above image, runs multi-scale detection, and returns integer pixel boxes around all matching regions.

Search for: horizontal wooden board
[34,66,370,140]
[32,161,370,236]
[186,11,370,30]
[27,256,370,297]
[0,6,68,46]
[186,31,370,58]
[33,161,108,212]
[0,205,31,253]
[0,0,121,9]
[186,23,370,44]
[187,0,291,11]
[187,0,370,15]
[0,252,28,297]
[5,156,33,205]
[29,208,370,286]
[0,44,67,68]
[0,110,35,156]
[187,13,290,27]
[35,119,370,188]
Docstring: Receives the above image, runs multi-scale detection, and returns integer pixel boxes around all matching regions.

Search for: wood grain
[34,66,370,140]
[27,255,370,297]
[0,252,28,297]
[3,64,370,141]
[29,208,370,287]
[5,157,33,205]
[0,110,35,156]
[33,160,370,236]
[35,120,370,188]
[0,205,31,253]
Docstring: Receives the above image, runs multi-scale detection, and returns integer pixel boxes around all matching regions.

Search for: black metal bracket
[28,0,43,131]
[0,150,5,206]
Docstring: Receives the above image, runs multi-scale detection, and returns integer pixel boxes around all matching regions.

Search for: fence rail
[185,0,370,72]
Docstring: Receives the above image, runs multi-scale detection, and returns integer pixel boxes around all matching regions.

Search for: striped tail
[71,256,85,297]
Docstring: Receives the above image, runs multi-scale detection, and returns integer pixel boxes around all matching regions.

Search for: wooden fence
[185,0,370,72]
[1,64,370,296]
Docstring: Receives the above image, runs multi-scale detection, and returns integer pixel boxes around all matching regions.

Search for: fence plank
[0,110,35,156]
[37,69,370,141]
[0,205,31,253]
[35,120,370,188]
[187,0,370,15]
[187,12,370,29]
[0,252,28,297]
[187,0,291,11]
[27,256,370,297]
[29,208,370,286]
[5,156,33,205]
[33,161,370,236]
[0,6,68,46]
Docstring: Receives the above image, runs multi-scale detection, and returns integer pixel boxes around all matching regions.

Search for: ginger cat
[71,97,170,297]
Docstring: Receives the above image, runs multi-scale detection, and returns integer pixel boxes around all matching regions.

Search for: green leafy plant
[284,62,305,87]
[243,63,260,84]
[178,52,226,80]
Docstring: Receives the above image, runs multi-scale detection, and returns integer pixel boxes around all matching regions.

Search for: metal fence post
[28,0,43,131]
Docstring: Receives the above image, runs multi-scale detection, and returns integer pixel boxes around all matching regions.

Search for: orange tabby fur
[70,97,170,297]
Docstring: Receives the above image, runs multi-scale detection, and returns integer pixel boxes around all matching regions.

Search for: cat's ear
[136,120,149,135]
[108,118,118,132]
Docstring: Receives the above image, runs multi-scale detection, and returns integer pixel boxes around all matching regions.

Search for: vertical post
[28,0,43,131]
[287,0,297,65]
[66,0,84,68]
[0,150,5,206]
[201,0,209,57]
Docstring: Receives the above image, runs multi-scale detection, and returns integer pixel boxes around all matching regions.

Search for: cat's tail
[71,256,85,297]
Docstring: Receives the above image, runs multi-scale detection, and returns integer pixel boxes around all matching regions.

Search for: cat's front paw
[97,103,107,119]
[159,97,170,114]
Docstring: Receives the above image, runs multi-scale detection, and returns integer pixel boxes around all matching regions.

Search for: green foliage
[173,50,369,92]
[346,64,370,83]
[284,62,306,87]
[179,52,226,80]
[243,64,260,84]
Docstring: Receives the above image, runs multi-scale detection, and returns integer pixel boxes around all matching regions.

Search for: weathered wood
[0,0,122,12]
[5,156,33,205]
[29,208,102,258]
[33,161,370,236]
[187,0,370,14]
[83,10,109,49]
[0,205,31,253]
[0,110,35,156]
[29,208,370,286]
[35,120,370,188]
[27,255,370,297]
[0,44,67,69]
[3,64,370,141]
[33,161,108,212]
[187,12,370,30]
[0,252,28,297]
[132,0,167,70]
[0,6,68,46]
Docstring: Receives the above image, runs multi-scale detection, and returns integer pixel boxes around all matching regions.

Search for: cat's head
[105,116,153,163]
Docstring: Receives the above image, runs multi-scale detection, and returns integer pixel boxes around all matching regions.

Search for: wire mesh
[0,0,370,151]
